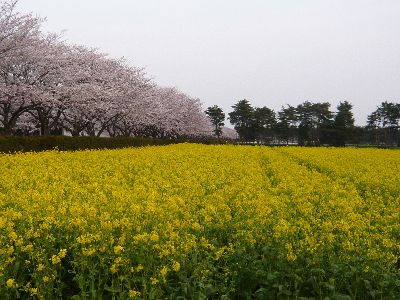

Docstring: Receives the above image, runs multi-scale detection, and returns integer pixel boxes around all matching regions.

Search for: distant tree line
[206,100,400,147]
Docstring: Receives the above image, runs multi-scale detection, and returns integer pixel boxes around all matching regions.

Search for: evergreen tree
[367,102,400,146]
[277,105,298,145]
[205,105,225,139]
[252,106,276,144]
[296,101,333,146]
[333,101,355,146]
[228,99,255,141]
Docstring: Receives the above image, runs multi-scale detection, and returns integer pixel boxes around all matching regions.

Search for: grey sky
[18,0,400,125]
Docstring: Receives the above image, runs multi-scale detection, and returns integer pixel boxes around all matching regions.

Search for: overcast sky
[17,0,400,125]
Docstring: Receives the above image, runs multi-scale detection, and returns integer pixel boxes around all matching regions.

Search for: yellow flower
[114,257,123,264]
[215,247,226,260]
[128,289,141,298]
[160,266,168,278]
[150,233,159,242]
[82,247,96,256]
[21,244,34,253]
[5,256,16,265]
[51,254,61,265]
[58,249,67,258]
[286,252,297,262]
[30,287,38,296]
[6,278,15,288]
[172,261,180,272]
[7,246,14,255]
[37,263,45,271]
[114,245,124,255]
[9,231,17,241]
[110,264,119,274]
[15,238,24,247]
[192,222,201,231]
[150,277,159,285]
[136,264,144,272]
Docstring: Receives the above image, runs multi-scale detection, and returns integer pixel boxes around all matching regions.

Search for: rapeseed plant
[0,145,399,298]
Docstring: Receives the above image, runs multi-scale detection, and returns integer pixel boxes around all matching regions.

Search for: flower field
[0,144,399,299]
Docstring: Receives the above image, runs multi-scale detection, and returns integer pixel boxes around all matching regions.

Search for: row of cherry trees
[0,1,213,138]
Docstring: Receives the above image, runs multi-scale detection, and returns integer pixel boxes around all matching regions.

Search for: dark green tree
[367,102,400,146]
[228,99,255,141]
[296,101,314,145]
[378,102,400,146]
[276,105,298,145]
[332,101,355,146]
[296,101,333,146]
[205,105,225,139]
[366,111,381,145]
[252,106,276,144]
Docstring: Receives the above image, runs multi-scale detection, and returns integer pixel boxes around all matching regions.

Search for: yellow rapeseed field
[0,144,399,299]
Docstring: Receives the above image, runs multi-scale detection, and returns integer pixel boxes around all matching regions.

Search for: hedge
[0,136,223,153]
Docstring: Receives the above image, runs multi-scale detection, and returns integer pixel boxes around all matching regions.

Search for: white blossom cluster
[0,1,213,138]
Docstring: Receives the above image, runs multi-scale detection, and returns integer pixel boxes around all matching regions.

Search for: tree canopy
[205,105,225,139]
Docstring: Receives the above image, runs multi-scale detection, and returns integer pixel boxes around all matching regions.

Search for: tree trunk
[1,123,14,135]
[36,108,50,136]
[71,130,80,137]
[1,115,18,136]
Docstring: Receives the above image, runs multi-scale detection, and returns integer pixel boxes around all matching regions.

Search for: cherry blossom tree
[95,61,154,137]
[0,0,42,59]
[1,0,214,139]
[21,38,73,136]
[0,0,46,135]
[148,87,212,138]
[109,86,212,138]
